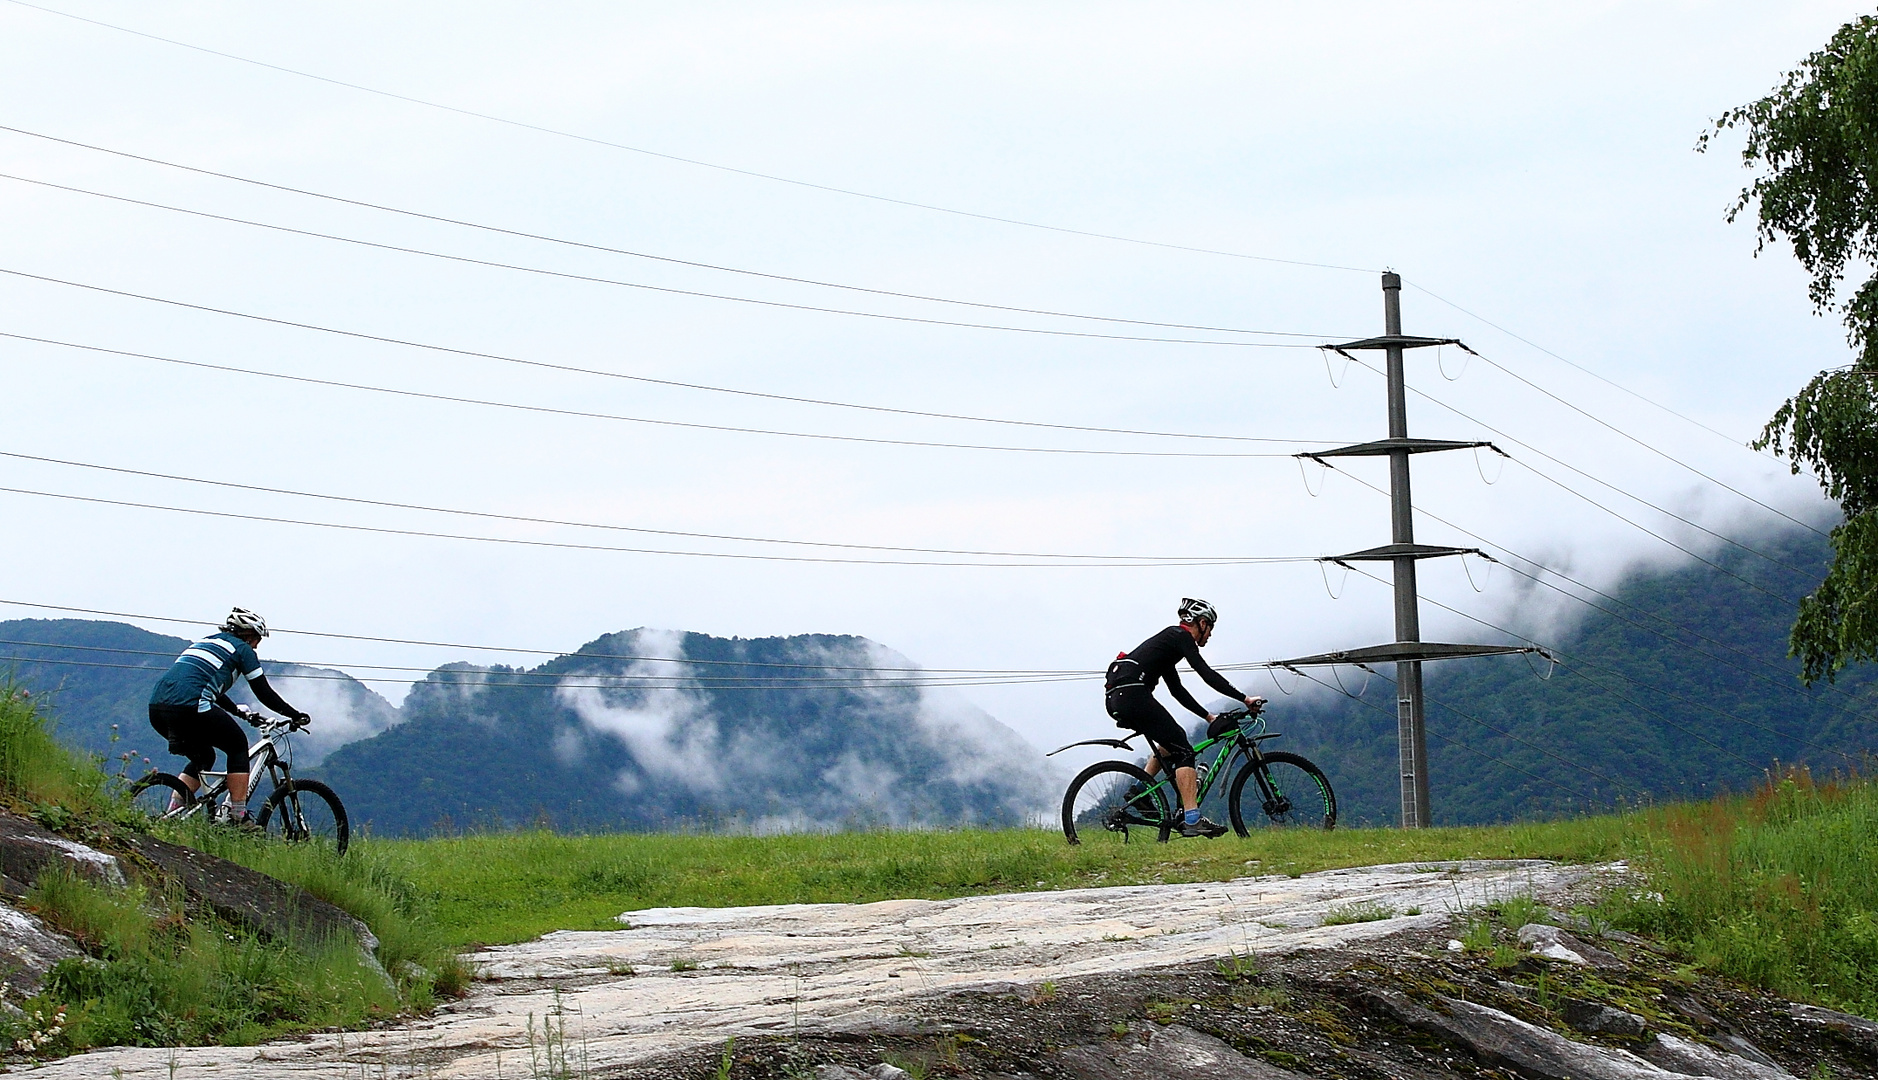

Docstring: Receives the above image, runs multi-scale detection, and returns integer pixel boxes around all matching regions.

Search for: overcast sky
[0,1,1858,751]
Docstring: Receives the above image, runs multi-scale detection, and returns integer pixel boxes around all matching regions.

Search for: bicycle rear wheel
[126,772,196,823]
[1062,761,1173,845]
[255,780,350,854]
[1228,752,1336,833]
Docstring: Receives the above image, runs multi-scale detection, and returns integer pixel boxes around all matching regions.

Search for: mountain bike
[128,712,349,854]
[1051,705,1335,844]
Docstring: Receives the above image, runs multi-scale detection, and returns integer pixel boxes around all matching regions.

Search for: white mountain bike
[128,712,349,855]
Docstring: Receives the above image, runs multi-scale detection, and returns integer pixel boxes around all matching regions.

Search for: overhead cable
[0,260,1309,352]
[1337,354,1816,588]
[0,484,1316,568]
[1458,343,1826,538]
[1,332,1314,459]
[0,597,1093,675]
[0,141,1349,341]
[1409,281,1765,454]
[1337,561,1865,765]
[0,447,1309,562]
[0,7,1379,274]
[0,652,1099,691]
[0,638,1075,686]
[1327,467,1842,702]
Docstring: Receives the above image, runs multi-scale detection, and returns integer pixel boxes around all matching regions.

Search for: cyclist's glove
[234,705,261,727]
[290,712,311,731]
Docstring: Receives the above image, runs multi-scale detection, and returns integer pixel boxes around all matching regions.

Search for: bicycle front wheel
[256,780,350,854]
[126,772,196,823]
[1062,761,1172,845]
[1228,752,1336,833]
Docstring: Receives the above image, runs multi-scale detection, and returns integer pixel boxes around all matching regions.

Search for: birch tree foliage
[1710,14,1878,681]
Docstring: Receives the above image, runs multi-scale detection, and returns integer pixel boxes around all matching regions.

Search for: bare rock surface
[1367,988,1688,1079]
[1563,998,1650,1037]
[22,859,1596,1078]
[0,900,80,993]
[1057,1022,1296,1078]
[1641,1033,1799,1080]
[0,813,124,890]
[1517,922,1625,970]
[1789,1003,1878,1055]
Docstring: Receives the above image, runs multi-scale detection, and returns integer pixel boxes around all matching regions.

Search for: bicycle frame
[1129,714,1283,808]
[170,719,298,812]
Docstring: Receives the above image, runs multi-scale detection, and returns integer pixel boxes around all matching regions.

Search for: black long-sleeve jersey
[1114,625,1246,719]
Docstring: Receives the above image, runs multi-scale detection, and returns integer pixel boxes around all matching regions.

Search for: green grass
[0,682,123,821]
[1322,900,1396,925]
[373,816,1636,946]
[19,869,398,1050]
[1606,767,1878,1018]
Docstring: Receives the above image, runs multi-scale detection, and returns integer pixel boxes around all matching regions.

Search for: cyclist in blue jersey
[147,608,310,824]
[1106,598,1265,838]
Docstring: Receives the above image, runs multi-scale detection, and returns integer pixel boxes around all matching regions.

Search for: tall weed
[1610,768,1878,1018]
[0,682,115,817]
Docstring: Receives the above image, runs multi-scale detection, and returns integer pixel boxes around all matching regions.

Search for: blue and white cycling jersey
[148,631,264,712]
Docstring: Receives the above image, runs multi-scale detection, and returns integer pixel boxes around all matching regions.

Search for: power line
[0,448,1310,563]
[0,638,1104,689]
[0,652,1098,691]
[1336,353,1817,591]
[1457,343,1827,539]
[1326,465,1841,702]
[1288,666,1603,808]
[0,260,1310,354]
[1,331,1318,459]
[0,596,1097,675]
[0,484,1317,568]
[0,135,1351,342]
[1408,281,1760,453]
[1336,560,1866,766]
[0,6,1380,274]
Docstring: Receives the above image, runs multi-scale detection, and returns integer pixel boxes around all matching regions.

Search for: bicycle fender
[1046,736,1140,757]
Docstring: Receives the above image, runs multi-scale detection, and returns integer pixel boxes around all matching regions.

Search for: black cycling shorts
[148,702,249,780]
[1104,684,1197,769]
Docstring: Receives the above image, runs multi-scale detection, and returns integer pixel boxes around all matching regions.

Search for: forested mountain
[4,526,1873,832]
[310,629,1050,834]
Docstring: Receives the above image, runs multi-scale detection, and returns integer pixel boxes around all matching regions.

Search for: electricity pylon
[1271,272,1543,828]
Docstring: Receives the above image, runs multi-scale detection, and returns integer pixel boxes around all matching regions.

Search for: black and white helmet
[222,607,269,639]
[1178,598,1218,626]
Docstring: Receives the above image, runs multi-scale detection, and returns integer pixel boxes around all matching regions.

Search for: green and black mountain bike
[1052,705,1335,844]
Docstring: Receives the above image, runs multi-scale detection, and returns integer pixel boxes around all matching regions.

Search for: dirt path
[25,859,1602,1078]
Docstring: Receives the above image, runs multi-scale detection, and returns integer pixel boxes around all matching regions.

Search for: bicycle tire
[1227,752,1336,833]
[1062,760,1173,845]
[255,779,350,854]
[126,772,196,823]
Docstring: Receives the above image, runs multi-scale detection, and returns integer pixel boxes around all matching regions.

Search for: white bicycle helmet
[222,607,269,638]
[1178,598,1218,626]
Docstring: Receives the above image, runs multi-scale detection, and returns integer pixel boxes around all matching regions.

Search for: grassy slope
[0,684,464,1054]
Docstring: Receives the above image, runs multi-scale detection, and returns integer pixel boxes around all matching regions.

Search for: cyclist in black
[1106,598,1265,838]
